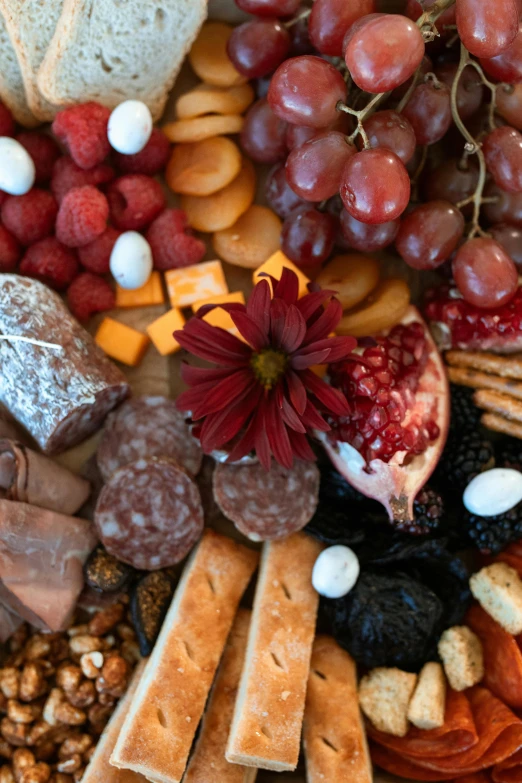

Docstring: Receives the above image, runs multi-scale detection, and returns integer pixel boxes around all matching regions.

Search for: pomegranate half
[320,305,449,522]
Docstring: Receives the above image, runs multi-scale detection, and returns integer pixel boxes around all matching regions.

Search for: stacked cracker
[0,0,207,126]
[447,350,522,439]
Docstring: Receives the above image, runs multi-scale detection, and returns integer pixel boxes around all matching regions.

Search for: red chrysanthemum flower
[175,269,357,470]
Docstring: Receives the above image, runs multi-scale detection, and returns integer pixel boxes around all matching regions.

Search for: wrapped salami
[0,275,129,454]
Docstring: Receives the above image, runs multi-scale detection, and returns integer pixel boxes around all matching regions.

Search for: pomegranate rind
[321,306,449,521]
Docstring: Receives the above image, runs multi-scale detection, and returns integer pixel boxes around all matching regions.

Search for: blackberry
[436,431,495,491]
[498,438,522,472]
[450,384,481,433]
[395,486,444,535]
[465,503,522,554]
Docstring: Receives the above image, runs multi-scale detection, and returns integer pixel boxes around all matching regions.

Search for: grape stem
[337,92,389,148]
[284,8,311,28]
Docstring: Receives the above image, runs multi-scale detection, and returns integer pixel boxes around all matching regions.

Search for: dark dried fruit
[435,431,495,491]
[465,503,522,554]
[395,486,445,535]
[499,438,522,472]
[130,571,175,656]
[84,545,134,593]
[305,503,369,548]
[450,384,481,433]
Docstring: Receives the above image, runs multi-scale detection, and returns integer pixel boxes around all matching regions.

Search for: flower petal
[303,298,343,344]
[269,297,289,349]
[296,289,336,322]
[302,369,351,416]
[288,430,317,461]
[281,397,307,433]
[265,393,294,469]
[192,370,256,419]
[297,336,357,363]
[176,383,215,414]
[291,348,331,370]
[175,319,251,367]
[247,278,271,339]
[301,399,331,431]
[199,385,260,451]
[273,267,300,304]
[285,369,307,415]
[195,302,246,318]
[280,304,307,353]
[180,363,234,386]
[228,311,269,351]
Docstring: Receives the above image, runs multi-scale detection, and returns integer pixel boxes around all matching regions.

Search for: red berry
[51,156,114,204]
[1,189,58,245]
[56,186,109,248]
[67,273,115,322]
[0,224,21,272]
[108,174,166,231]
[452,237,518,308]
[0,101,15,137]
[146,209,205,270]
[20,238,79,290]
[15,132,61,184]
[78,226,121,275]
[112,128,171,175]
[52,102,111,170]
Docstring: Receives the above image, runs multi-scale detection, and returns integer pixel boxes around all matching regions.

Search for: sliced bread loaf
[0,11,38,126]
[0,0,63,122]
[37,0,208,122]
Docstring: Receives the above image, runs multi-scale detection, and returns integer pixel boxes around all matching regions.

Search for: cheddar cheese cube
[95,318,150,367]
[192,290,245,335]
[191,290,246,313]
[115,272,165,308]
[146,308,186,356]
[253,251,310,299]
[165,260,228,308]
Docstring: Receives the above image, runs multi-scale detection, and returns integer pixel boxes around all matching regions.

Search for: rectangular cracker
[474,389,522,423]
[226,533,322,773]
[448,366,522,401]
[111,530,258,783]
[446,350,522,380]
[481,412,522,440]
[184,609,257,783]
[303,636,372,783]
[83,659,147,783]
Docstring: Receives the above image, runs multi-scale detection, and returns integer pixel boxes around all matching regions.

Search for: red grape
[361,110,416,164]
[289,13,314,55]
[268,56,347,128]
[265,163,309,218]
[435,63,483,121]
[285,131,356,201]
[340,209,399,251]
[286,124,317,150]
[422,158,479,208]
[339,148,411,225]
[480,23,522,82]
[391,55,432,101]
[309,0,376,57]
[483,126,522,193]
[281,206,337,266]
[496,84,522,130]
[344,14,425,94]
[490,223,522,267]
[235,0,301,16]
[406,0,456,29]
[456,0,519,58]
[395,200,464,270]
[452,237,518,308]
[227,19,290,79]
[240,98,288,164]
[482,181,522,227]
[402,81,452,145]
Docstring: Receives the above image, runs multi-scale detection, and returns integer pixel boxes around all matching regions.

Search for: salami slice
[94,458,204,570]
[212,460,320,541]
[96,396,202,482]
[0,275,129,454]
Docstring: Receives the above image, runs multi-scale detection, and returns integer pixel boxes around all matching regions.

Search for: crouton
[438,626,484,691]
[470,562,522,635]
[358,667,417,738]
[407,662,446,730]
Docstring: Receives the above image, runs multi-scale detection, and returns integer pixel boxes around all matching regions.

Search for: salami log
[212,460,320,541]
[94,458,204,570]
[0,439,90,515]
[0,275,129,454]
[96,396,202,482]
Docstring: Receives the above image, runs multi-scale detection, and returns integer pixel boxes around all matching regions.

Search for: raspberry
[67,272,115,321]
[52,102,111,170]
[16,132,61,184]
[78,226,121,275]
[56,186,109,248]
[20,237,79,290]
[107,175,166,231]
[51,156,115,204]
[1,189,58,245]
[0,101,15,137]
[113,128,171,175]
[146,209,206,270]
[0,224,21,272]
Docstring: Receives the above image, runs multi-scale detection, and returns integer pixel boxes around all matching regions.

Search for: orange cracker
[481,412,522,441]
[473,389,522,423]
[448,366,522,401]
[446,350,522,380]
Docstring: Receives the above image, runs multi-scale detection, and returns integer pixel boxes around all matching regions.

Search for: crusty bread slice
[0,0,62,122]
[0,11,38,126]
[37,0,207,122]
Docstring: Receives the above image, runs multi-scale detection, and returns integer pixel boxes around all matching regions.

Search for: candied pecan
[88,605,124,637]
[6,703,39,726]
[0,671,20,701]
[1,719,28,747]
[68,637,104,657]
[79,654,103,681]
[58,735,91,760]
[64,682,95,710]
[42,690,64,729]
[19,665,45,703]
[56,756,81,775]
[25,723,52,748]
[0,766,15,783]
[19,763,51,783]
[23,639,50,663]
[95,655,128,697]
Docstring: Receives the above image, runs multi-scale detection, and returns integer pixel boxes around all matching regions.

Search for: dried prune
[130,570,175,656]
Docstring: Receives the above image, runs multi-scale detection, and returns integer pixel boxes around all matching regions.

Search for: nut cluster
[0,602,140,783]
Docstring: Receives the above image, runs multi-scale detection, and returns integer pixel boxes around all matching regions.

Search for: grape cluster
[231,0,522,310]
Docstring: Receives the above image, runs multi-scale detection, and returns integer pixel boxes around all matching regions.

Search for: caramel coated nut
[19,764,51,783]
[0,670,20,701]
[79,654,103,680]
[1,718,29,747]
[53,703,86,728]
[58,735,92,759]
[25,722,52,747]
[0,737,12,759]
[42,690,64,728]
[88,605,124,638]
[66,627,88,640]
[0,767,15,783]
[120,641,141,665]
[19,665,45,703]
[12,748,35,780]
[55,668,81,696]
[116,624,136,642]
[65,682,95,710]
[95,656,128,696]
[68,637,104,657]
[56,756,81,775]
[6,702,39,726]
[23,638,51,663]
[51,775,73,783]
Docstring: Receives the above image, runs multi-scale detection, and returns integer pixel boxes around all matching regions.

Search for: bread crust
[0,10,38,126]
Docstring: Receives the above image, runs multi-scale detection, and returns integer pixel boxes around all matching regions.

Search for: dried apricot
[212,205,282,268]
[336,278,411,337]
[176,83,255,119]
[181,158,256,233]
[315,254,380,312]
[163,115,244,143]
[189,22,247,87]
[166,137,242,196]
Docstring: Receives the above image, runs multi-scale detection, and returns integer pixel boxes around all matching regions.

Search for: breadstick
[111,530,258,783]
[303,636,372,783]
[481,412,522,440]
[446,350,522,380]
[448,366,522,401]
[473,389,522,423]
[226,533,322,773]
[184,609,256,783]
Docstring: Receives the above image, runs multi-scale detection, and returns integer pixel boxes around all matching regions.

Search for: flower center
[251,349,288,389]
